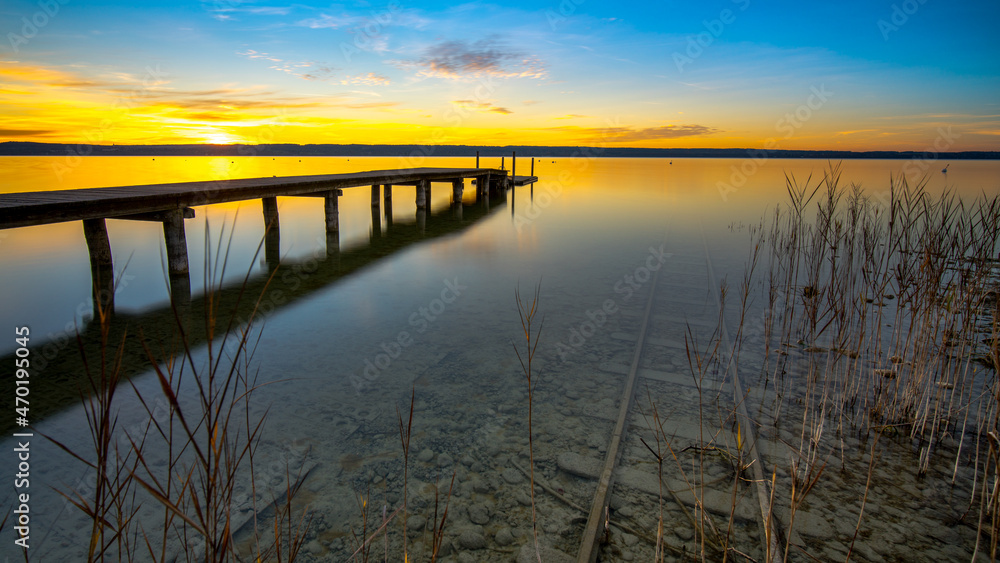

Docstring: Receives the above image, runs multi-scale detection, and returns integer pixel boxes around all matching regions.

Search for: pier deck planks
[0,167,511,229]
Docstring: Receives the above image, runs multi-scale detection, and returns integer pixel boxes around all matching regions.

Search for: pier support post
[452,179,463,203]
[475,151,479,168]
[371,205,382,239]
[475,174,490,199]
[531,157,535,177]
[416,208,426,233]
[82,218,115,317]
[384,184,392,205]
[324,190,341,232]
[162,209,189,276]
[325,189,341,256]
[371,184,380,207]
[415,179,429,209]
[262,196,280,270]
[162,209,191,302]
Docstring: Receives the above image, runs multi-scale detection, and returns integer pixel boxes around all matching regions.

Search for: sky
[1,0,998,150]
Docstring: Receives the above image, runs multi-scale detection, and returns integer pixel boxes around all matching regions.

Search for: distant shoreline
[1,141,997,160]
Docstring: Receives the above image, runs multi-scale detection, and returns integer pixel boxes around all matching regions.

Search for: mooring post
[416,208,426,233]
[371,184,380,207]
[510,177,515,216]
[531,157,535,176]
[501,156,505,170]
[476,150,480,168]
[262,196,280,270]
[415,179,429,209]
[512,151,517,189]
[452,179,464,203]
[82,218,115,317]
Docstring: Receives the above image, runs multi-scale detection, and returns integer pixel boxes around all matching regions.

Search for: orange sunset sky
[1,0,998,151]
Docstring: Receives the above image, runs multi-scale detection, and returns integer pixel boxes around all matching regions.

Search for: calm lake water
[1,155,998,561]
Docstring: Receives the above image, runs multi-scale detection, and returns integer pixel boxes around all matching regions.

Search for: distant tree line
[0,141,997,160]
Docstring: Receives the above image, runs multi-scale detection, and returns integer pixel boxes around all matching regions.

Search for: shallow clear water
[1,155,998,560]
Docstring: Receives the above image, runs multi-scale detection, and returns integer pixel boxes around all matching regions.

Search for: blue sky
[2,0,998,149]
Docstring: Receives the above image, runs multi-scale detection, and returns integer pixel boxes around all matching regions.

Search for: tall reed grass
[47,220,311,561]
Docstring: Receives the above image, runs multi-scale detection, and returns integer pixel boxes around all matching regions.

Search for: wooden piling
[531,157,535,176]
[371,205,382,239]
[82,218,114,316]
[475,174,489,198]
[512,151,516,189]
[476,151,480,168]
[452,179,464,203]
[162,209,190,276]
[415,179,429,209]
[262,197,280,269]
[371,184,380,207]
[324,190,341,256]
[262,196,280,230]
[324,190,341,233]
[83,218,112,267]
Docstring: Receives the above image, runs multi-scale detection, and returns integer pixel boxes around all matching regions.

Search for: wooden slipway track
[572,238,779,563]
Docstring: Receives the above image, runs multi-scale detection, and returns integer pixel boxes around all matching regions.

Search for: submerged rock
[557,452,602,479]
[407,515,426,532]
[516,543,575,563]
[494,527,515,546]
[467,503,491,525]
[457,527,487,550]
[502,467,525,484]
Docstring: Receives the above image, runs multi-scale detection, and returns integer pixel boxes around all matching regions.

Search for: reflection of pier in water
[0,166,537,432]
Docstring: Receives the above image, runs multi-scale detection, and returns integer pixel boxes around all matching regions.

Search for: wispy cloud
[341,73,390,86]
[298,9,429,31]
[204,3,292,21]
[237,50,338,81]
[549,124,720,143]
[394,38,546,80]
[0,128,56,137]
[452,99,512,114]
[236,49,283,63]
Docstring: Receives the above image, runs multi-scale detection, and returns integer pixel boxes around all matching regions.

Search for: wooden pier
[0,165,537,314]
[0,193,510,434]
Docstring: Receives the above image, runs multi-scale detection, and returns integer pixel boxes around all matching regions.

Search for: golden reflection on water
[0,155,996,334]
